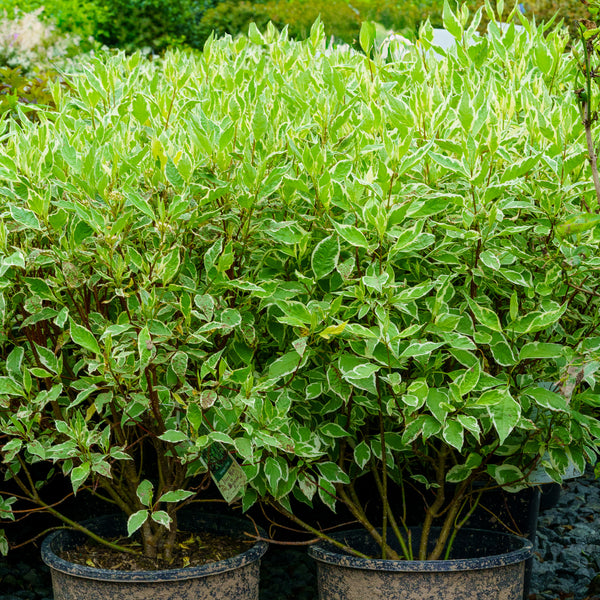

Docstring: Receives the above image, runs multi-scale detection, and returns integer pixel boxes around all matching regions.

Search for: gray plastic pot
[41,512,268,600]
[308,527,533,600]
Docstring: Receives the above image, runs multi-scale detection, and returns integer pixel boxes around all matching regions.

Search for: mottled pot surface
[309,527,533,600]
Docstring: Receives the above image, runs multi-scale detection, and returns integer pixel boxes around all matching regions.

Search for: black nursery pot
[308,527,533,600]
[41,512,268,600]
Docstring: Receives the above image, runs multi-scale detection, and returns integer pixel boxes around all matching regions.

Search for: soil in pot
[60,529,254,571]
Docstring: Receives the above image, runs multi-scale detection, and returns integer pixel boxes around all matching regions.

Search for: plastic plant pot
[308,527,533,600]
[41,512,268,600]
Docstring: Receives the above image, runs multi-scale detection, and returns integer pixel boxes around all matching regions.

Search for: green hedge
[97,0,218,52]
[199,0,361,47]
[1,0,108,40]
[2,0,591,54]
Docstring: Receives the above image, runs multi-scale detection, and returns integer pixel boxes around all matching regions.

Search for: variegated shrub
[0,2,599,561]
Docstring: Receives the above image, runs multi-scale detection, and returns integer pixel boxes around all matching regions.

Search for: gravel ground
[0,472,598,600]
[530,471,600,600]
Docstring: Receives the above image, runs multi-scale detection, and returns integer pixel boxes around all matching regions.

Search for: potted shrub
[0,47,270,599]
[1,5,599,599]
[195,5,599,599]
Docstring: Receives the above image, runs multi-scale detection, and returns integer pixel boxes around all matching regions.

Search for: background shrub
[0,8,85,73]
[197,1,272,44]
[199,0,361,47]
[263,0,361,46]
[350,0,444,37]
[464,0,587,35]
[0,66,59,121]
[3,0,588,54]
[96,0,222,52]
[1,0,108,41]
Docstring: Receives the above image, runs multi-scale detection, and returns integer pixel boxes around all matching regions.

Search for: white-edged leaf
[311,236,340,280]
[69,320,101,355]
[127,510,149,536]
[158,430,188,443]
[136,480,154,506]
[158,489,195,503]
[150,510,172,528]
[70,462,91,494]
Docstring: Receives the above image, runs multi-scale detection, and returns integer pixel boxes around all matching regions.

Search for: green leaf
[443,421,464,451]
[158,430,188,443]
[158,489,195,503]
[6,346,24,381]
[446,463,474,483]
[312,235,340,280]
[400,342,445,358]
[34,343,60,375]
[465,297,503,333]
[523,386,567,412]
[221,308,242,328]
[489,339,517,366]
[458,362,480,396]
[396,281,435,302]
[159,248,180,285]
[429,152,466,176]
[125,191,155,220]
[151,510,172,528]
[136,480,154,506]
[0,531,8,556]
[331,221,369,249]
[318,461,350,484]
[556,214,600,237]
[264,456,283,493]
[427,389,451,423]
[4,251,25,268]
[166,157,184,188]
[234,437,253,461]
[10,204,41,230]
[354,441,371,469]
[69,320,101,355]
[132,93,149,124]
[127,510,149,536]
[318,478,337,511]
[0,377,23,396]
[187,403,203,431]
[268,351,302,381]
[525,305,568,334]
[479,250,500,271]
[170,351,188,380]
[475,388,506,406]
[70,462,91,494]
[488,464,524,490]
[519,343,564,360]
[138,326,153,369]
[319,423,349,438]
[501,154,542,183]
[252,98,268,140]
[442,0,462,38]
[489,392,520,444]
[327,365,352,400]
[359,21,376,55]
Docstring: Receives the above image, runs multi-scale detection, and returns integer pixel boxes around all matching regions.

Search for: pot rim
[41,512,268,582]
[308,527,533,573]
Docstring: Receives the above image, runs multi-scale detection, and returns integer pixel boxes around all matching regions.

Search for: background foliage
[3,0,590,54]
